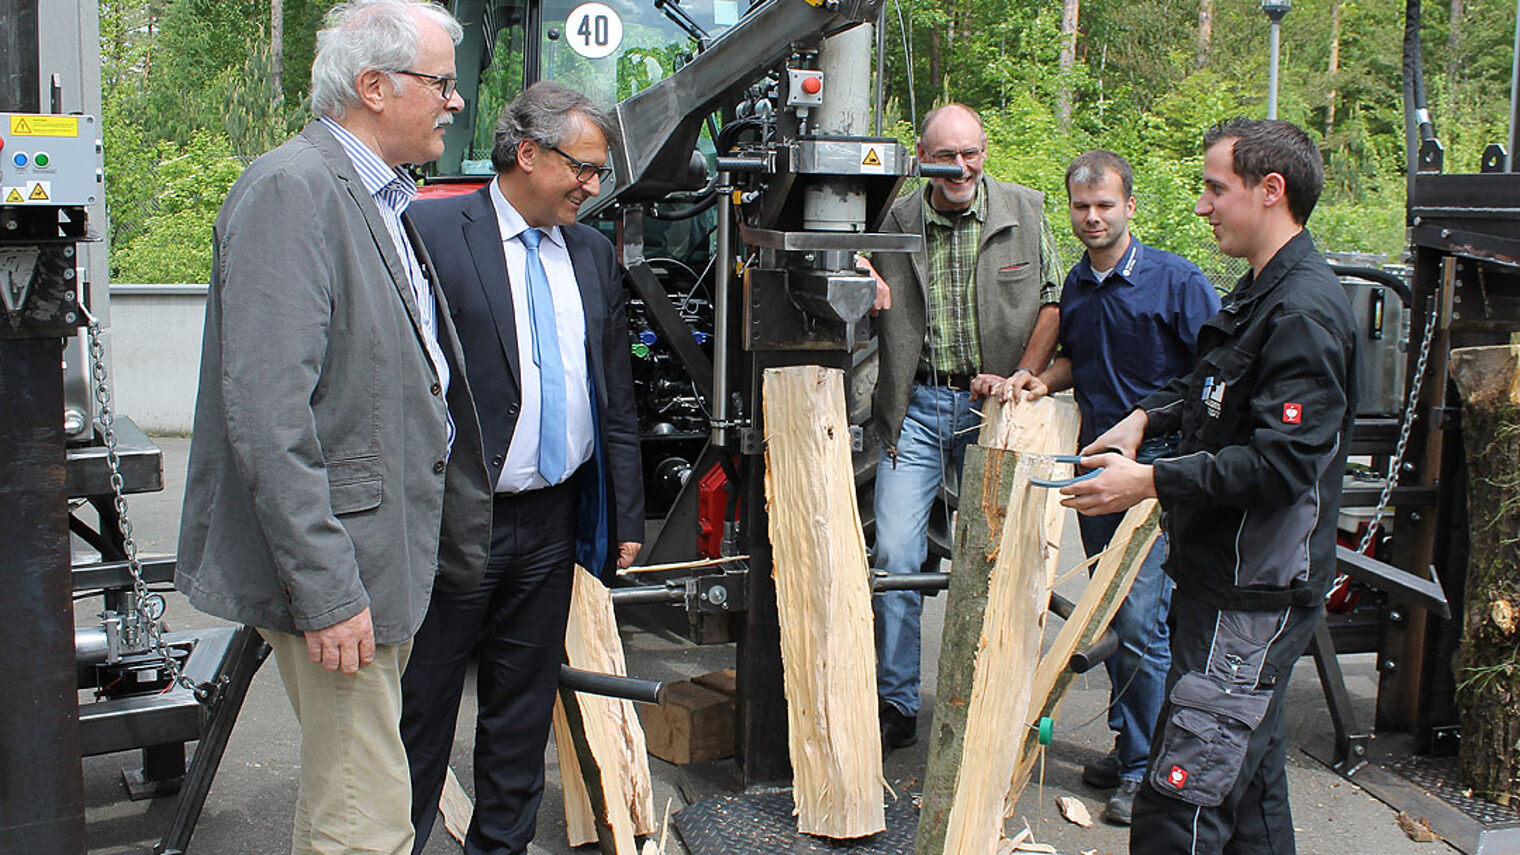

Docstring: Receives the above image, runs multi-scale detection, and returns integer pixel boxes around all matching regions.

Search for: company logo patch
[1282,402,1303,424]
[1168,765,1189,788]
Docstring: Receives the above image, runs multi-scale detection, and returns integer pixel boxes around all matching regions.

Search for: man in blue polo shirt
[1006,149,1218,824]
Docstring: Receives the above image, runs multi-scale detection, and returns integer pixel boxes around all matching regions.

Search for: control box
[0,113,102,207]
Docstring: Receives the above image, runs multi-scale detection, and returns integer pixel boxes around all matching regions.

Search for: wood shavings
[1056,795,1093,827]
[1396,812,1441,843]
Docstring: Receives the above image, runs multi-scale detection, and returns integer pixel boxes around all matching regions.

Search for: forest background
[100,0,1518,284]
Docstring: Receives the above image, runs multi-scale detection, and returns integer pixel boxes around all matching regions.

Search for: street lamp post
[1263,0,1291,119]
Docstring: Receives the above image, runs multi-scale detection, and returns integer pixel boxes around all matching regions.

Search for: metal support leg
[154,625,269,855]
[1310,616,1372,776]
[123,743,187,800]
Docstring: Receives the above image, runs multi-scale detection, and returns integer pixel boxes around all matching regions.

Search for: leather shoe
[879,703,918,752]
[1081,751,1121,789]
[1105,779,1140,825]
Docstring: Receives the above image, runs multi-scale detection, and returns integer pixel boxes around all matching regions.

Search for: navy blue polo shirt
[1058,238,1221,448]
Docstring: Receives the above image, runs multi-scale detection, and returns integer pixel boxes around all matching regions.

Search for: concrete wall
[107,284,207,434]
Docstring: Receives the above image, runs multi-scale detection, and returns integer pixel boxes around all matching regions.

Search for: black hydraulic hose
[649,191,719,221]
[719,454,742,523]
[1403,0,1436,201]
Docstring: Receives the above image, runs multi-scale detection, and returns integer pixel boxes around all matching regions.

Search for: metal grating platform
[1389,754,1520,830]
[674,789,919,854]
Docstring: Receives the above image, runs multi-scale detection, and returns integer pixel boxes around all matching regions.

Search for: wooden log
[761,365,885,838]
[980,395,1083,588]
[1449,344,1520,806]
[637,679,734,765]
[917,396,1080,855]
[1005,500,1162,817]
[554,566,656,851]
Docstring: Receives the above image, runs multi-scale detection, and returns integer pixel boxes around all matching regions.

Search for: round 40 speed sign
[564,2,624,59]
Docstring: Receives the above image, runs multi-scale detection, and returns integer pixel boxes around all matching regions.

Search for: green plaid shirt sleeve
[1038,215,1063,305]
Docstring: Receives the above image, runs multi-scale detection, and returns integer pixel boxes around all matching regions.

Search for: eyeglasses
[925,147,985,164]
[548,144,614,183]
[386,69,458,101]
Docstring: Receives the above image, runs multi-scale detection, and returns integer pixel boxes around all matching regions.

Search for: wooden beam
[554,566,657,851]
[1005,500,1162,817]
[761,365,885,839]
[917,396,1080,855]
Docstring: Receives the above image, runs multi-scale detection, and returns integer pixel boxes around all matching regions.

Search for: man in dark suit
[177,3,492,852]
[400,81,645,855]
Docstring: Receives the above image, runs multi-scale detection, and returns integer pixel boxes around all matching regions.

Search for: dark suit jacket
[410,184,644,582]
[177,121,493,644]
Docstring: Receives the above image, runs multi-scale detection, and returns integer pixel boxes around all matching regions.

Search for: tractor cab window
[442,0,741,177]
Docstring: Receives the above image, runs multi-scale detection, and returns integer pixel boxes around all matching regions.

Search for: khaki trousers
[260,628,415,855]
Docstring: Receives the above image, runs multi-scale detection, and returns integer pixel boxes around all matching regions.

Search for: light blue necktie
[520,228,566,485]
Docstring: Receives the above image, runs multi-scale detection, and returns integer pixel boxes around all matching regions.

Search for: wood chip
[1056,795,1094,828]
[1013,843,1058,853]
[1396,811,1441,843]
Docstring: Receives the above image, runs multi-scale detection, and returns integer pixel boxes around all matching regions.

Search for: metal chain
[1353,297,1440,556]
[83,307,210,700]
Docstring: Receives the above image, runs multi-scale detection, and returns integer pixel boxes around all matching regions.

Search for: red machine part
[696,462,737,559]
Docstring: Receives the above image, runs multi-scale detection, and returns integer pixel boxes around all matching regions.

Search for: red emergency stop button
[801,76,822,95]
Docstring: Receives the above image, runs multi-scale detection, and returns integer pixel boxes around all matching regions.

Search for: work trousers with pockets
[1131,588,1322,855]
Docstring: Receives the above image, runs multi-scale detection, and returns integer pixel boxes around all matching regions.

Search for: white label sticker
[564,3,623,59]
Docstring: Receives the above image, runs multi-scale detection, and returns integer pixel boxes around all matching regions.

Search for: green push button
[33,152,49,167]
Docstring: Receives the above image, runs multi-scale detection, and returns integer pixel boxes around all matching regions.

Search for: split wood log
[1449,344,1520,807]
[1005,499,1161,816]
[980,395,1083,588]
[761,365,885,838]
[917,395,1080,855]
[553,565,656,851]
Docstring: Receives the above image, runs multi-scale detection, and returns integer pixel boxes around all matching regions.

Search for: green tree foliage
[112,131,245,284]
[101,0,1516,282]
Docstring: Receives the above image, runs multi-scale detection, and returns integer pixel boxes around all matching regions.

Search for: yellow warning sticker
[9,115,79,137]
[28,182,49,201]
[4,188,22,204]
[860,143,886,174]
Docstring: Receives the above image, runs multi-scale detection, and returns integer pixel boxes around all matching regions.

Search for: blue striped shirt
[319,116,453,448]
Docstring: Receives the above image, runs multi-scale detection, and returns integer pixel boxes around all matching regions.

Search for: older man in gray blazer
[175,2,491,853]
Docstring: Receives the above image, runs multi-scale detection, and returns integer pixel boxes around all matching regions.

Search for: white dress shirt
[489,179,595,493]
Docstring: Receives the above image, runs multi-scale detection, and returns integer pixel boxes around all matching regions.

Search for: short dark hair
[490,81,620,173]
[1066,150,1133,198]
[1203,118,1323,225]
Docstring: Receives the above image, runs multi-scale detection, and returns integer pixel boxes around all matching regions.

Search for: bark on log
[761,365,886,838]
[1449,344,1520,807]
[554,566,656,851]
[917,396,1080,854]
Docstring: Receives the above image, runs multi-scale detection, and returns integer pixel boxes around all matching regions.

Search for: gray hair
[490,81,621,173]
[310,0,463,119]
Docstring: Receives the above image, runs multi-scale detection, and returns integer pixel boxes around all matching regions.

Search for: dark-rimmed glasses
[386,69,458,101]
[924,147,985,164]
[548,145,614,183]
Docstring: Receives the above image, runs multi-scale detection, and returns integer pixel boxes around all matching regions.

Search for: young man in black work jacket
[1059,118,1358,853]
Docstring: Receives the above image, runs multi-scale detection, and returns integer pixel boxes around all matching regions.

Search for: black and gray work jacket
[1137,230,1359,610]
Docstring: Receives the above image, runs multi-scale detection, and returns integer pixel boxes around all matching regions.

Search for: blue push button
[12,153,27,168]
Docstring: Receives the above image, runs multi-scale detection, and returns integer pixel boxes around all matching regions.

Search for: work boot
[879,703,918,753]
[1105,779,1141,825]
[1081,751,1121,789]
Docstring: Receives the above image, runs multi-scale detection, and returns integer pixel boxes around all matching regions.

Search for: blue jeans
[1078,510,1173,784]
[873,384,981,717]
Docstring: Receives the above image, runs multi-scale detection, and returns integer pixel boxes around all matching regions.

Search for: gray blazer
[176,121,493,645]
